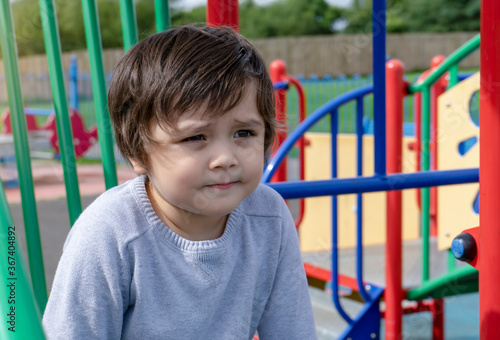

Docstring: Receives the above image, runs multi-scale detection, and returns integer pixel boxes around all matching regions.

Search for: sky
[172,0,354,11]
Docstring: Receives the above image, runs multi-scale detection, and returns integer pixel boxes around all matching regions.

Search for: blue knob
[451,233,477,262]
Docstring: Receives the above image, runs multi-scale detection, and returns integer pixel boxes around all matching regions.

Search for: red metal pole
[269,59,288,183]
[385,59,405,340]
[206,0,239,31]
[285,75,306,227]
[479,0,500,337]
[430,55,446,237]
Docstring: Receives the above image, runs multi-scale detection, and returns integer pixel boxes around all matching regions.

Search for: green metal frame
[0,180,45,339]
[39,0,82,226]
[406,33,480,299]
[120,0,139,52]
[82,0,118,189]
[0,0,171,336]
[155,0,171,32]
[0,0,48,311]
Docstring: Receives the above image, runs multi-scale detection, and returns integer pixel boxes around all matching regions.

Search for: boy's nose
[209,141,239,170]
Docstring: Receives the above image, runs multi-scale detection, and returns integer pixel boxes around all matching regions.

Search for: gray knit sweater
[42,176,317,339]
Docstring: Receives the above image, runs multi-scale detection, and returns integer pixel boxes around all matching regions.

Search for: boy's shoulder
[67,176,149,246]
[239,183,287,217]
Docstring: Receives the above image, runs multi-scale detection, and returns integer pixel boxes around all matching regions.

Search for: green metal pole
[448,64,459,89]
[81,0,118,190]
[408,34,480,93]
[119,0,138,51]
[448,250,456,270]
[155,0,171,32]
[0,0,48,311]
[0,181,46,339]
[421,86,431,282]
[406,265,478,301]
[39,0,82,225]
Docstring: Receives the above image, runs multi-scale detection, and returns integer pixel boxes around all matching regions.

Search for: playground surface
[3,161,479,339]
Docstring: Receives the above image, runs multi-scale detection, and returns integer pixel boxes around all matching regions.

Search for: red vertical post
[429,55,446,340]
[269,60,288,183]
[385,59,405,340]
[206,0,239,31]
[430,55,446,237]
[479,0,500,338]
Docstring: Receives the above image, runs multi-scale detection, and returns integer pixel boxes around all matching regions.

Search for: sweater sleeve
[256,198,317,339]
[42,220,129,340]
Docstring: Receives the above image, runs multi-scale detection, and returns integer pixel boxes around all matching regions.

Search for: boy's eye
[182,135,205,142]
[234,130,254,138]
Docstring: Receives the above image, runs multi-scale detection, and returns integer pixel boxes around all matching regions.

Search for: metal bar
[266,168,478,200]
[406,265,477,301]
[372,0,386,176]
[119,0,138,51]
[448,64,459,88]
[261,85,373,183]
[0,0,47,310]
[206,0,239,31]
[421,86,431,282]
[0,181,46,339]
[355,97,371,303]
[479,0,500,336]
[330,109,353,324]
[285,76,306,228]
[385,59,405,339]
[154,0,171,32]
[81,0,118,190]
[69,55,78,110]
[39,0,82,225]
[447,250,456,271]
[408,34,480,93]
[269,60,288,183]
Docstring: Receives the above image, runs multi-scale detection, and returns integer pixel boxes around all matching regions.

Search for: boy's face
[131,85,265,221]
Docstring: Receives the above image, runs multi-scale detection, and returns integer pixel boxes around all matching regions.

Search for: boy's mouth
[206,182,237,190]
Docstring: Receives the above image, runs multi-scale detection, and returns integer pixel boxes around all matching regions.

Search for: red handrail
[284,75,306,228]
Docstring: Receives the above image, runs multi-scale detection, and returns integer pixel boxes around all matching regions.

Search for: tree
[239,0,345,38]
[9,0,158,57]
[342,0,480,34]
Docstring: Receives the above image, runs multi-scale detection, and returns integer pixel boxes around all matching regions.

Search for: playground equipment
[1,107,98,159]
[0,0,498,339]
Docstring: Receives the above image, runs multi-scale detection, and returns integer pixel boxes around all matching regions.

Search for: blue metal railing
[262,82,480,325]
[263,84,375,323]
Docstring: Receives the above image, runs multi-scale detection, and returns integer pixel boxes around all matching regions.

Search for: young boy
[42,25,317,339]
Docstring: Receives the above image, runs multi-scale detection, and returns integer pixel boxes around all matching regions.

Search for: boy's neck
[146,180,228,241]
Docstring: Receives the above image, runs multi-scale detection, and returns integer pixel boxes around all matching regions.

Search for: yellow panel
[299,132,420,252]
[437,72,480,250]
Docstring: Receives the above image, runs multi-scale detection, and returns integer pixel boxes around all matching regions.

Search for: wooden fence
[0,31,479,84]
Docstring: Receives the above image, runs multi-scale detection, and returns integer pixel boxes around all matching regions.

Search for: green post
[155,0,171,32]
[0,182,46,339]
[421,86,431,282]
[119,0,138,51]
[81,0,118,189]
[39,0,82,225]
[448,64,459,89]
[0,0,48,310]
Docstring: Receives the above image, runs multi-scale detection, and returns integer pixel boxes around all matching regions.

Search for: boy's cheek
[237,143,265,162]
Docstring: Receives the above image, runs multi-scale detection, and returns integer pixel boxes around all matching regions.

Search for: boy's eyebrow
[233,118,264,127]
[176,118,264,132]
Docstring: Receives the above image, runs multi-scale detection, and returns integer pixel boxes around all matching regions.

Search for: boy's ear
[129,158,147,175]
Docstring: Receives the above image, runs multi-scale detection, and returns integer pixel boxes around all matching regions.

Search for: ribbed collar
[132,175,241,253]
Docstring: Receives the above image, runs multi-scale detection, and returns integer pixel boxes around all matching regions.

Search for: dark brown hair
[108,25,276,169]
